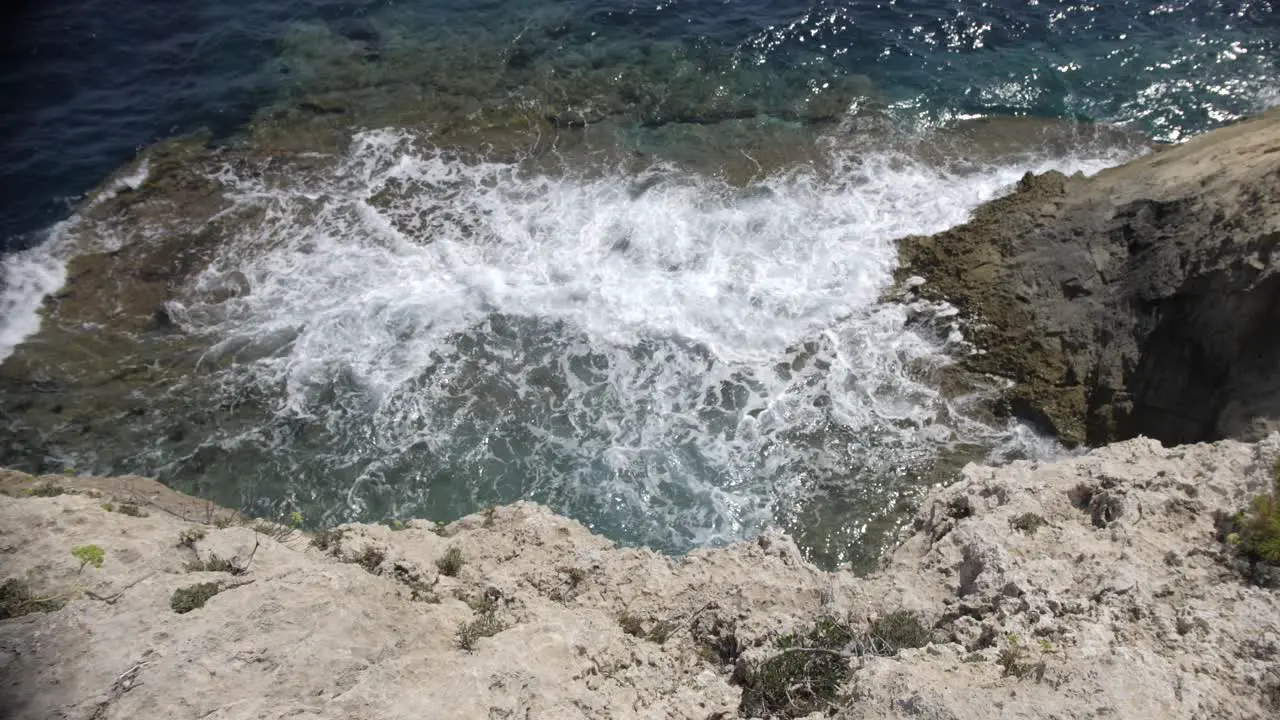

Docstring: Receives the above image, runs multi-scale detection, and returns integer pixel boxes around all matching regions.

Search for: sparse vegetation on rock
[185,554,236,573]
[251,518,296,543]
[170,582,223,614]
[739,617,854,718]
[865,610,933,656]
[23,483,66,498]
[738,609,932,718]
[357,546,386,574]
[0,579,66,619]
[1010,512,1047,535]
[617,611,676,644]
[436,546,464,576]
[618,611,645,638]
[998,634,1046,681]
[177,527,207,548]
[456,607,506,652]
[310,527,345,553]
[1228,463,1280,565]
[3,433,1280,718]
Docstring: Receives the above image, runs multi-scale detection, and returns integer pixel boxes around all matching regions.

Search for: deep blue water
[1,0,1276,251]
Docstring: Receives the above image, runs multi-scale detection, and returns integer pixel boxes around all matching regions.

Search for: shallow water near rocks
[0,0,1277,568]
[0,126,1133,569]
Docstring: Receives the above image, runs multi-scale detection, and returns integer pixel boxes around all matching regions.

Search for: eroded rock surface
[897,109,1280,447]
[2,435,1278,719]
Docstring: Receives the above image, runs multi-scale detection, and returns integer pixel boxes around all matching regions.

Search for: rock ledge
[2,436,1279,719]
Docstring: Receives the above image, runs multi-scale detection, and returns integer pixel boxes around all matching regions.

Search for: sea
[0,0,1275,568]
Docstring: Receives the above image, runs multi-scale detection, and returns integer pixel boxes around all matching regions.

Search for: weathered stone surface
[2,435,1278,719]
[897,109,1280,447]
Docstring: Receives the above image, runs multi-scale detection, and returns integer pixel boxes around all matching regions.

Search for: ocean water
[4,0,1275,249]
[0,0,1276,567]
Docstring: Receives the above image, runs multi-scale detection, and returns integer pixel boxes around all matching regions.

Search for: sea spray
[0,225,72,362]
[139,129,1131,564]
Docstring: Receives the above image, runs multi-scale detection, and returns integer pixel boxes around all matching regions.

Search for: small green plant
[998,634,1046,680]
[563,566,586,587]
[71,545,105,572]
[865,610,932,655]
[177,527,207,549]
[1230,465,1280,565]
[456,610,506,651]
[1010,512,1048,535]
[101,502,115,512]
[23,483,66,498]
[737,611,931,718]
[0,579,66,619]
[170,582,222,614]
[389,519,407,531]
[436,546,465,576]
[740,617,854,719]
[289,511,304,529]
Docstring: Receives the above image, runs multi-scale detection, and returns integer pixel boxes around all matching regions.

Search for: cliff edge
[2,435,1278,719]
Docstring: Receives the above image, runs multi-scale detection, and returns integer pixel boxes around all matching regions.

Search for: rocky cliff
[2,435,1278,719]
[897,109,1280,447]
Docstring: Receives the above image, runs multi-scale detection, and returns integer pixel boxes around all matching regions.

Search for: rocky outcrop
[897,109,1280,447]
[2,435,1278,719]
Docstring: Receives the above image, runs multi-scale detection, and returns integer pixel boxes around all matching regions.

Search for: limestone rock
[2,435,1279,718]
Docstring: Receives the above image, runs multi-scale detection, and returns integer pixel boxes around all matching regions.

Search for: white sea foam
[164,129,1135,552]
[90,159,150,207]
[0,221,73,362]
[0,159,153,363]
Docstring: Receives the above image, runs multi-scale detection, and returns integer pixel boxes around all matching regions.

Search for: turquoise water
[0,0,1276,568]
